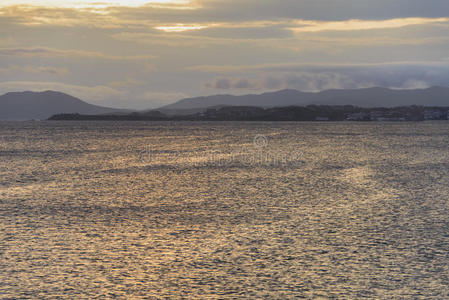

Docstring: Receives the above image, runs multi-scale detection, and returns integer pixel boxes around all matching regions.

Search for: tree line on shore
[49,105,449,122]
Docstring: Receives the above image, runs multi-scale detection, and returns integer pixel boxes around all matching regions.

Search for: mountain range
[158,86,449,115]
[2,87,449,120]
[0,91,128,120]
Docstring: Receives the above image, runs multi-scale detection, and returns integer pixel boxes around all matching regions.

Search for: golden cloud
[289,17,449,33]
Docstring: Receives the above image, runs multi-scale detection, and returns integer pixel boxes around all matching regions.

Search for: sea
[1,121,449,299]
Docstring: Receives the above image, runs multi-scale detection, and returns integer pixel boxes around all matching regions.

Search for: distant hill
[143,105,229,116]
[159,87,449,112]
[0,90,129,120]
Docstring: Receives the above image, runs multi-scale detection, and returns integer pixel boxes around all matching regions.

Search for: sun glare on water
[0,0,187,8]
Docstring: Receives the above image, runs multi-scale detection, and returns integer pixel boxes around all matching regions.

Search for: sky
[0,0,449,109]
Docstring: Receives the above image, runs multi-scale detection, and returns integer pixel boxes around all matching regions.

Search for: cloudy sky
[0,0,448,109]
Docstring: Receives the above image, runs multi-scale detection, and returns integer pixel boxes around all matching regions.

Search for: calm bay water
[1,121,449,299]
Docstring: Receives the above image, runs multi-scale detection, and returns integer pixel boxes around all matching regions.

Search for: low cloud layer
[204,63,449,92]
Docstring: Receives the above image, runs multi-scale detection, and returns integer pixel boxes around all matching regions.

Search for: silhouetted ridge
[0,91,128,120]
[159,87,449,114]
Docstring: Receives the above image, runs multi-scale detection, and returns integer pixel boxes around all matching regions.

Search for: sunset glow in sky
[0,0,185,8]
[1,0,449,108]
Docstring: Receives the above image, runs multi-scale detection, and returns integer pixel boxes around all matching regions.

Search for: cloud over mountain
[203,63,449,92]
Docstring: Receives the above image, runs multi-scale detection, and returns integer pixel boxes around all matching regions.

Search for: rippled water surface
[1,121,449,299]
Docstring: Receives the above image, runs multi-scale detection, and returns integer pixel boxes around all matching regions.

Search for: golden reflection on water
[1,121,449,298]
